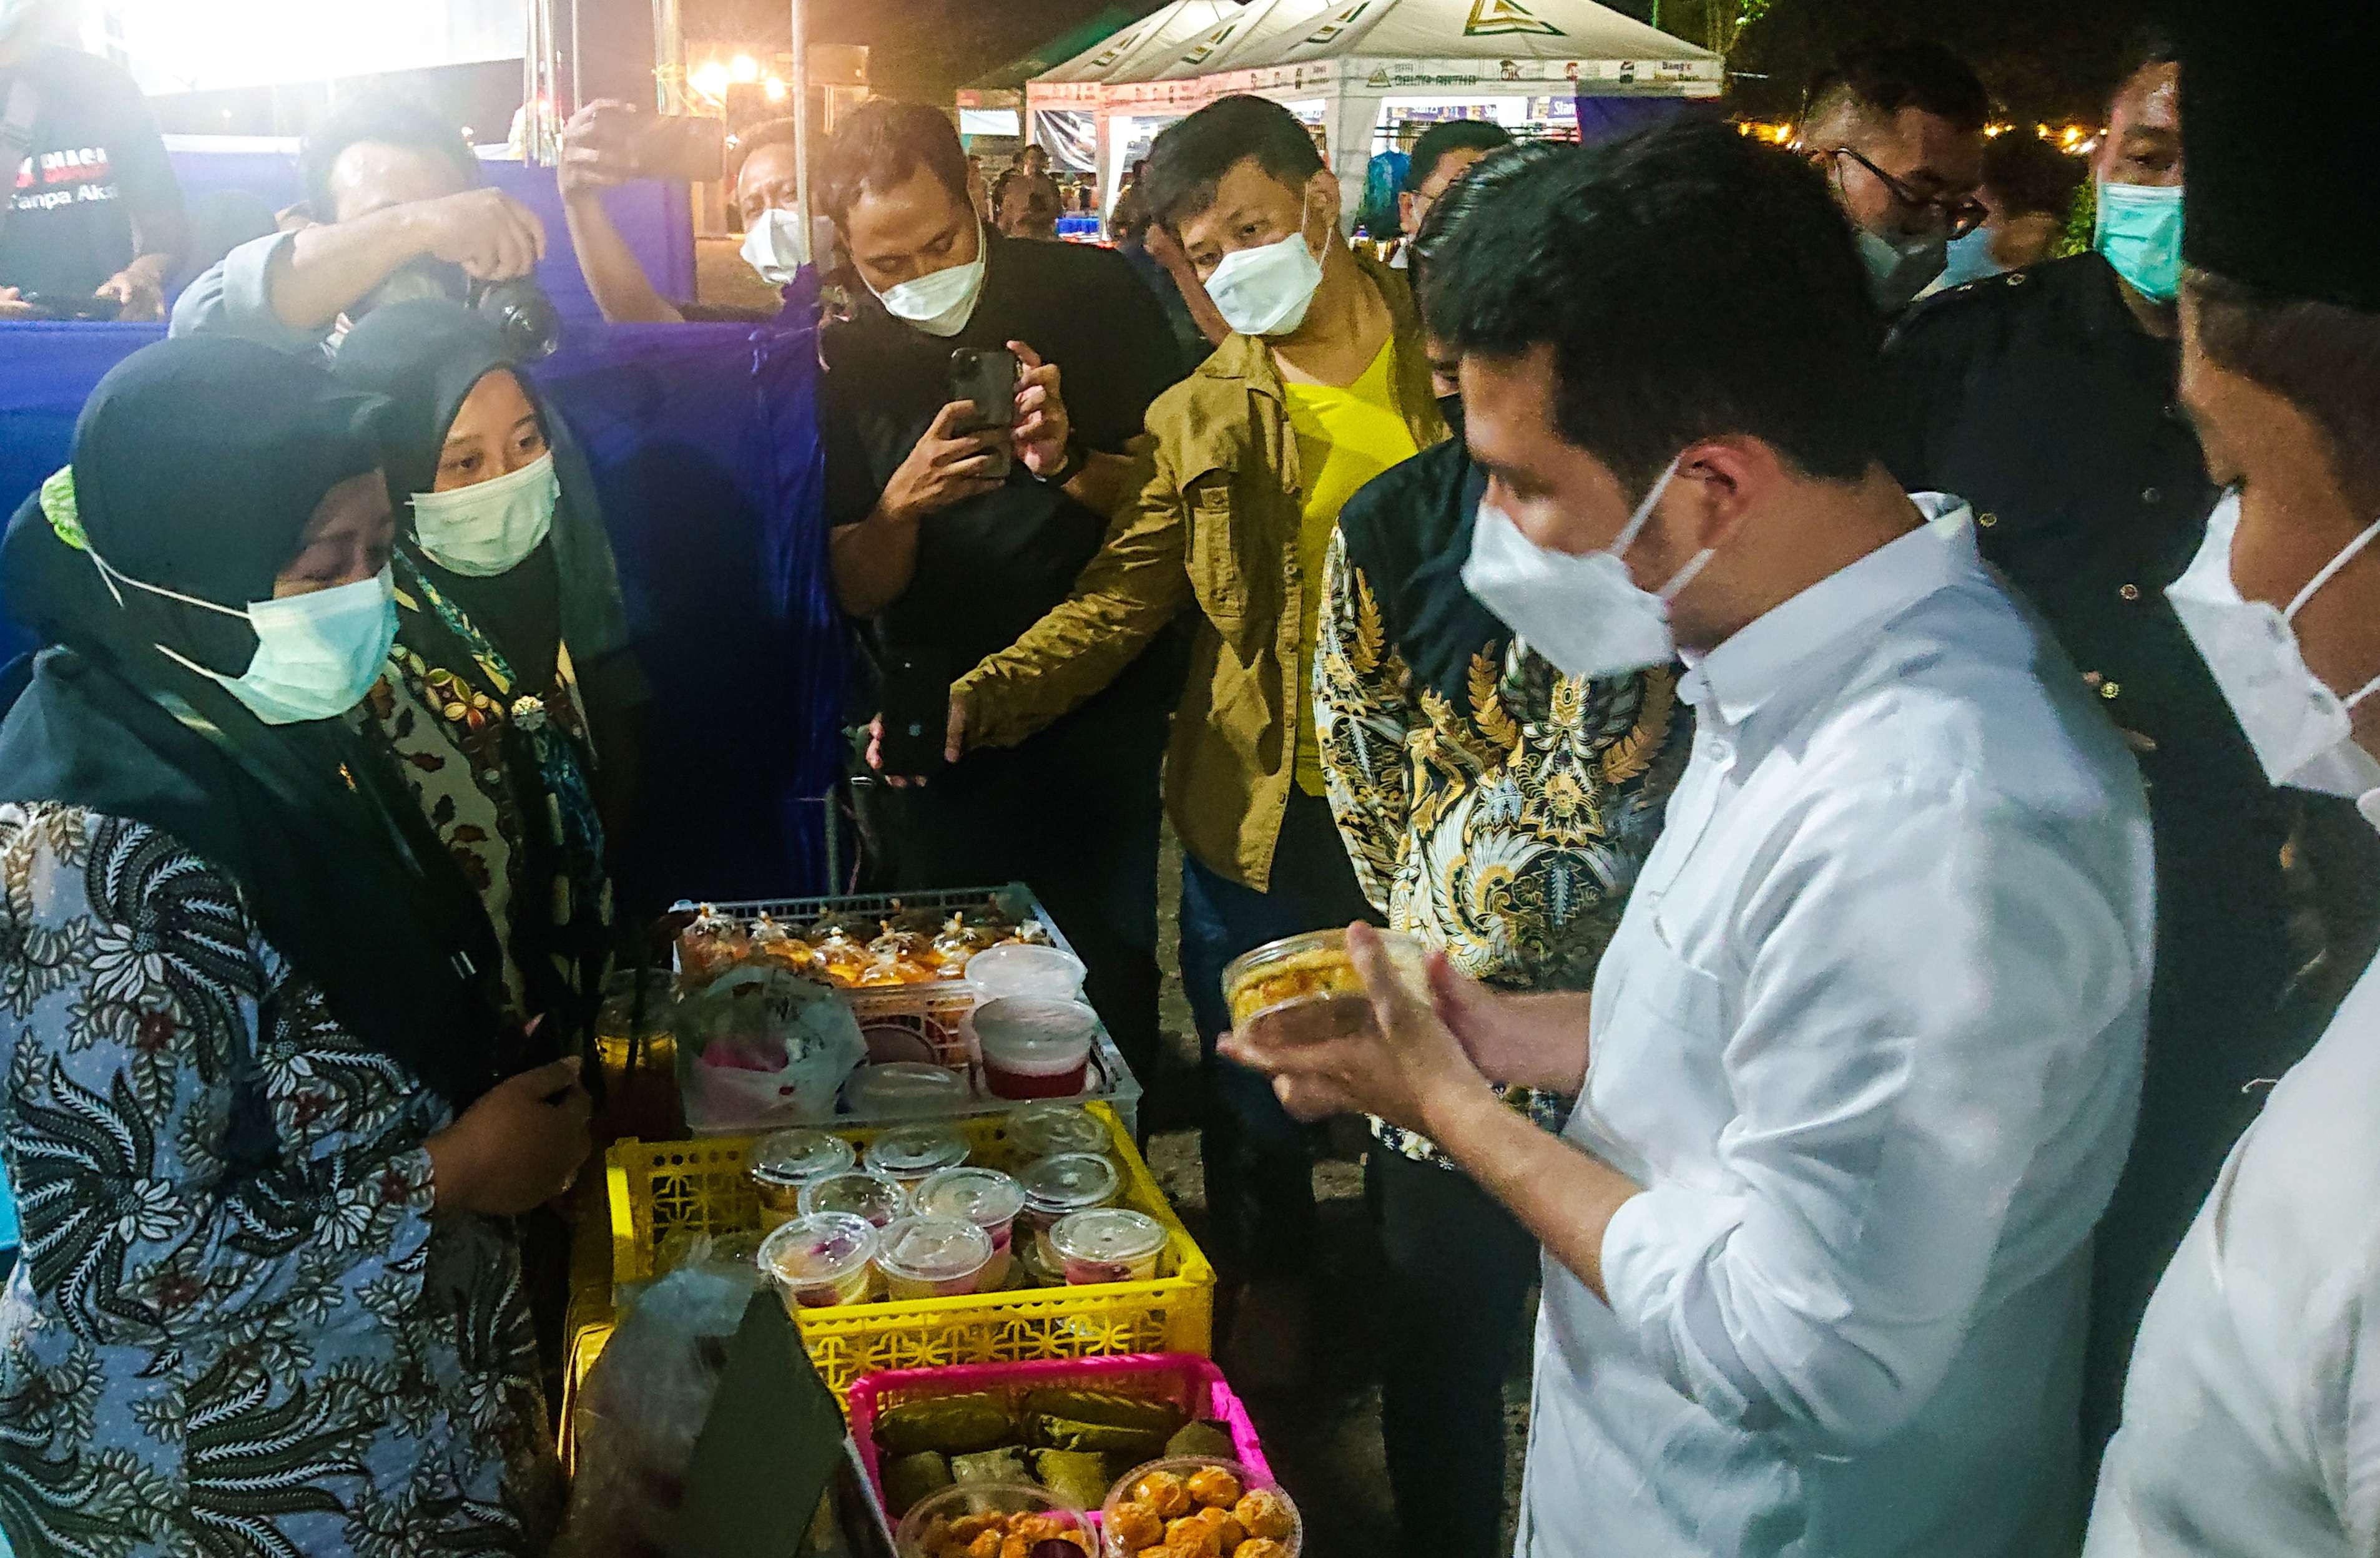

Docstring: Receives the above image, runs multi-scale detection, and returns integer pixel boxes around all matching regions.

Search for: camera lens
[474,280,563,361]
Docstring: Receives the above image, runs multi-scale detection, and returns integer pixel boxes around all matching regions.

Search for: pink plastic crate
[847,1352,1273,1521]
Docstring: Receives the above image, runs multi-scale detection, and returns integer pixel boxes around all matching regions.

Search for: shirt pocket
[1571,905,1733,1191]
[1184,473,1249,624]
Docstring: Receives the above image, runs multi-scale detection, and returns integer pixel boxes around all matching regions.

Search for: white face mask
[868,225,990,338]
[409,451,558,577]
[2168,489,2380,819]
[1460,454,1707,680]
[89,552,398,726]
[740,207,809,287]
[1206,227,1327,338]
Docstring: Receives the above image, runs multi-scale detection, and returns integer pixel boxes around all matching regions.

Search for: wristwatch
[1033,438,1088,487]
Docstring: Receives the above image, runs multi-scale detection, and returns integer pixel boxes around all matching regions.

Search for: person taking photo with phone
[825,100,1187,1090]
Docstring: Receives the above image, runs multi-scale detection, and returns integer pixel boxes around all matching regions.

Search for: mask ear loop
[1609,454,1687,562]
[83,547,257,683]
[2283,514,2380,620]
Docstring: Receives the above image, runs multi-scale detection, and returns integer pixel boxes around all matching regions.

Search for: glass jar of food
[1004,1101,1111,1162]
[863,1124,971,1189]
[873,1214,996,1300]
[798,1170,910,1228]
[748,1129,858,1231]
[913,1167,1028,1287]
[758,1210,880,1311]
[1047,1208,1168,1286]
[1221,928,1430,1032]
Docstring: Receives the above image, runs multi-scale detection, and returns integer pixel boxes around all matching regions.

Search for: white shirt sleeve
[1598,778,2145,1452]
[168,231,326,353]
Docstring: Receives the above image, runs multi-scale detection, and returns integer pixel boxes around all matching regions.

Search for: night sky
[692,0,2174,120]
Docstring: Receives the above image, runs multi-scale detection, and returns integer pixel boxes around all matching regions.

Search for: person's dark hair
[1112,185,1153,243]
[300,94,479,220]
[1140,95,1325,228]
[1979,132,2081,220]
[730,117,799,184]
[1806,40,1990,136]
[2190,270,2380,508]
[1426,121,1880,493]
[1407,119,1514,193]
[2109,22,2178,100]
[818,99,971,228]
[1408,139,1567,297]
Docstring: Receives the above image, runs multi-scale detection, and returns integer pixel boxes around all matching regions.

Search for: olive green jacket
[953,252,1447,890]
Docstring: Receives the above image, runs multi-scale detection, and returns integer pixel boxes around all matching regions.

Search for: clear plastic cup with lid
[873,1213,996,1300]
[913,1167,1028,1287]
[1018,1151,1123,1278]
[844,1062,971,1119]
[758,1210,880,1311]
[1004,1100,1112,1162]
[863,1124,971,1188]
[975,997,1098,1100]
[1048,1208,1168,1286]
[748,1129,858,1232]
[798,1169,910,1228]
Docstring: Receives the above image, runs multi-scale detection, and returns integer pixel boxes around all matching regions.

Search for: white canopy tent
[1060,0,1723,218]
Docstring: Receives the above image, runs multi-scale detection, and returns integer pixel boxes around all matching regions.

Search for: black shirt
[822,231,1184,729]
[0,46,179,299]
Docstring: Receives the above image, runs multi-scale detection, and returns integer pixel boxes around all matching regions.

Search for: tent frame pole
[791,0,812,235]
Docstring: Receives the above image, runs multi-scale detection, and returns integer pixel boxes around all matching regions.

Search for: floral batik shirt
[1315,457,1694,1167]
[0,803,559,1557]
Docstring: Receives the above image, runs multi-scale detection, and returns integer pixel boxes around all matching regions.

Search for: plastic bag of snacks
[680,963,867,1130]
[556,1250,761,1557]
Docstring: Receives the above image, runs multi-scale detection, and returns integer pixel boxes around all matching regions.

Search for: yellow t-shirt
[1284,340,1419,796]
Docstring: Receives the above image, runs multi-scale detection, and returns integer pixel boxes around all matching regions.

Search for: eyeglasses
[1829,147,1987,239]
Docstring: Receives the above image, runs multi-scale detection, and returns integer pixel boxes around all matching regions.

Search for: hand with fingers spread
[1221,923,1500,1135]
[1008,340,1074,479]
[882,400,1009,524]
[425,1057,594,1217]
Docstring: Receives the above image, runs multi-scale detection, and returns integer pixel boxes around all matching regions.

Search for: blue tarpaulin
[1571,93,1723,146]
[0,314,845,908]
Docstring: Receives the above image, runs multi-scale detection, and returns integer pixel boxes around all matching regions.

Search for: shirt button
[2142,486,2161,504]
[2120,583,2142,601]
[1977,511,1999,529]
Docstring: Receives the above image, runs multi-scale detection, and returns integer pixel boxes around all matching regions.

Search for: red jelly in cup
[974,997,1098,1100]
[1048,1208,1168,1286]
[758,1211,879,1310]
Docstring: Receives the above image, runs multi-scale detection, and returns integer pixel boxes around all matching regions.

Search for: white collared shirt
[1519,497,2155,1557]
[2085,953,2380,1558]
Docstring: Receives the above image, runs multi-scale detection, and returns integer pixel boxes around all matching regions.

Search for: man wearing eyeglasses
[1799,41,1989,312]
[1874,26,2311,1477]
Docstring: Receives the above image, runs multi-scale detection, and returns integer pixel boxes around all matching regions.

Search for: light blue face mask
[2095,181,2183,303]
[1938,225,2005,288]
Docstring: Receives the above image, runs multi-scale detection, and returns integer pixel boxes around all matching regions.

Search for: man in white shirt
[1226,123,2156,1556]
[2084,4,2380,1554]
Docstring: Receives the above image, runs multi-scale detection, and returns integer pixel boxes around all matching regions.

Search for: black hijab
[0,338,516,1112]
[332,300,634,695]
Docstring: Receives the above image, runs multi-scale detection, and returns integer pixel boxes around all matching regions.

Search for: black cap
[2181,0,2380,311]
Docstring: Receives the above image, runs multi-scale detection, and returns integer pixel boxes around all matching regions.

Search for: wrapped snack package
[679,963,866,1130]
[1032,1449,1111,1511]
[675,903,748,991]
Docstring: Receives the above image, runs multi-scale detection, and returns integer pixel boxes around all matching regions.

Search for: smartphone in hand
[948,346,1020,482]
[631,114,728,182]
[878,649,952,777]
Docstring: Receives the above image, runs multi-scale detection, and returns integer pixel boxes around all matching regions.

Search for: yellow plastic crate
[591,1104,1212,1403]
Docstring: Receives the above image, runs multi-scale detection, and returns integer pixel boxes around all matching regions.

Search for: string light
[764,76,789,103]
[691,59,730,100]
[730,53,760,84]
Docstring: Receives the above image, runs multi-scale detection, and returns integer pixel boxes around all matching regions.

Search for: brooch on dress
[511,695,548,733]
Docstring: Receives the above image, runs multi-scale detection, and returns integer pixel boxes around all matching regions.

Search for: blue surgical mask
[410,451,558,577]
[1938,225,2005,288]
[2095,181,2183,303]
[89,552,399,725]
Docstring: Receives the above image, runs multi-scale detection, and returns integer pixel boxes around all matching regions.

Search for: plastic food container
[799,1170,911,1229]
[965,942,1089,1002]
[873,1214,996,1301]
[747,1129,858,1232]
[865,1124,973,1188]
[845,1061,972,1119]
[1101,1456,1302,1558]
[893,1481,1091,1558]
[1048,1208,1168,1286]
[1020,1153,1124,1283]
[1004,1100,1113,1162]
[913,1167,1028,1288]
[759,1210,880,1311]
[975,997,1098,1100]
[1221,927,1430,1031]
